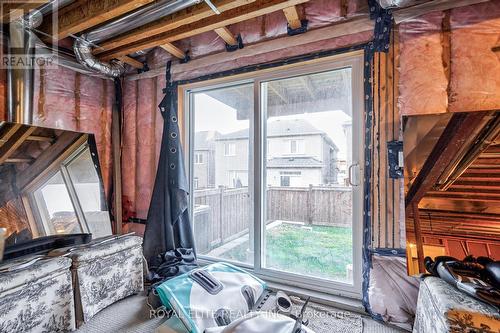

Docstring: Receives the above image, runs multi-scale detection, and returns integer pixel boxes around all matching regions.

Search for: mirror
[404,111,500,275]
[0,122,112,248]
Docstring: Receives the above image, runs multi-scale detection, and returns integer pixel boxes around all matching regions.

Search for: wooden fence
[193,186,352,253]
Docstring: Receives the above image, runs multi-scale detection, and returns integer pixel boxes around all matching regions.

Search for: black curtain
[143,62,196,264]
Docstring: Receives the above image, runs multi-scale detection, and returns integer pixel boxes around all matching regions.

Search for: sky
[194,93,352,160]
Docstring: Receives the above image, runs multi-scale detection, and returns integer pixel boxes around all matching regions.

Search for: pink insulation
[398,0,500,115]
[398,11,448,115]
[121,76,164,223]
[448,1,500,112]
[33,65,114,197]
[0,37,7,121]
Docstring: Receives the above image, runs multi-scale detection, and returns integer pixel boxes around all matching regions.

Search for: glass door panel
[261,68,356,284]
[190,83,255,266]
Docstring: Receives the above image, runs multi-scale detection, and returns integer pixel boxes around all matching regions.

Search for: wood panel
[371,31,404,249]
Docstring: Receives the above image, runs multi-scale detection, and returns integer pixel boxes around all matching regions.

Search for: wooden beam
[0,126,36,165]
[282,5,301,29]
[118,56,143,69]
[39,0,155,41]
[17,132,86,190]
[26,135,55,143]
[405,112,489,208]
[160,43,186,59]
[126,16,372,81]
[100,0,311,61]
[95,0,254,55]
[412,203,426,274]
[5,158,33,163]
[0,1,50,23]
[214,27,238,46]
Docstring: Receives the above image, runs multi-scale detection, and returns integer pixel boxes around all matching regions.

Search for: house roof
[195,131,220,150]
[217,119,338,151]
[267,157,323,168]
[218,119,322,139]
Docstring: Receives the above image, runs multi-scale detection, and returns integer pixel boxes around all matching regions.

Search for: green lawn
[218,223,353,282]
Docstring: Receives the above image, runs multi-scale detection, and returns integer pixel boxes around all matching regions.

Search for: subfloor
[76,293,403,333]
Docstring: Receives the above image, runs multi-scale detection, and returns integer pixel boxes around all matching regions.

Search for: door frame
[180,50,365,299]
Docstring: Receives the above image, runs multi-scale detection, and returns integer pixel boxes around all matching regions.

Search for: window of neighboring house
[279,171,301,187]
[194,153,204,164]
[185,52,364,298]
[289,139,304,154]
[224,143,236,156]
[194,177,199,189]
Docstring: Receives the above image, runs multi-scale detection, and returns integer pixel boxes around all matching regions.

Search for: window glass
[33,171,81,235]
[191,83,255,265]
[262,68,354,283]
[66,148,111,238]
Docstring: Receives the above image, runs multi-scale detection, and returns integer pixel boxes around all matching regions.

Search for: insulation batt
[398,0,500,115]
[449,1,500,112]
[0,37,7,121]
[32,65,113,197]
[398,11,448,115]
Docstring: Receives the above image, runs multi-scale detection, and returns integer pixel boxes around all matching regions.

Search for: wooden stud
[112,83,123,235]
[95,0,253,55]
[39,0,155,40]
[214,27,238,46]
[118,56,144,69]
[412,203,425,273]
[160,43,186,59]
[100,0,311,61]
[282,5,302,30]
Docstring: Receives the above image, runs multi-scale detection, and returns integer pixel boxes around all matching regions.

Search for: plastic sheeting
[369,255,420,331]
[32,65,114,197]
[398,0,500,115]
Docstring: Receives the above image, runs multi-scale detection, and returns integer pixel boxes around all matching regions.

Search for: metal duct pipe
[377,0,426,9]
[7,0,75,124]
[73,0,202,77]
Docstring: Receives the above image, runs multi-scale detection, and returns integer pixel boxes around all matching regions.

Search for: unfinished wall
[370,31,405,249]
[398,0,500,115]
[32,65,114,197]
[122,0,373,228]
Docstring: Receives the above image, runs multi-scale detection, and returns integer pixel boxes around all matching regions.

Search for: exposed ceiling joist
[405,112,489,208]
[214,27,238,46]
[39,0,155,41]
[282,5,302,29]
[118,56,144,69]
[0,126,36,165]
[100,0,311,61]
[0,1,50,23]
[95,0,254,55]
[160,43,186,59]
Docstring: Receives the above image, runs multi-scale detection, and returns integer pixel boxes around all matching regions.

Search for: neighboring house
[215,119,339,188]
[194,131,219,189]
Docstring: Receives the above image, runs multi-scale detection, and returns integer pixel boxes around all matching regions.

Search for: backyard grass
[218,223,353,282]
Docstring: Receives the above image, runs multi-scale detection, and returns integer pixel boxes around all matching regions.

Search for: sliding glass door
[185,52,364,297]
